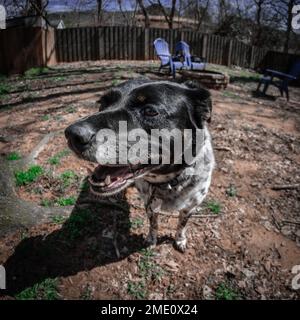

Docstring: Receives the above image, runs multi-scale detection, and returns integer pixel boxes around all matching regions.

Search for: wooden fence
[0,27,56,75]
[55,26,270,70]
[1,26,299,75]
[55,26,300,73]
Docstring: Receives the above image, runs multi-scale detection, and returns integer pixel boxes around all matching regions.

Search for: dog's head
[65,79,212,196]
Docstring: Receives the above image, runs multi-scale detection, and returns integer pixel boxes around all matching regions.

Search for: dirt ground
[0,61,299,300]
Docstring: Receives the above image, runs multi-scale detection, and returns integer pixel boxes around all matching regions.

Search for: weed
[15,165,43,186]
[6,152,21,161]
[53,76,66,82]
[80,285,93,300]
[66,106,77,113]
[20,229,29,240]
[55,196,76,206]
[24,92,37,101]
[0,82,11,97]
[226,184,237,197]
[40,199,53,207]
[127,281,147,299]
[48,149,70,165]
[54,115,63,121]
[51,215,66,224]
[140,248,155,258]
[15,278,59,300]
[41,114,50,121]
[206,200,221,214]
[111,79,119,86]
[60,170,78,188]
[25,67,49,77]
[223,90,239,99]
[138,248,164,282]
[215,283,240,300]
[130,217,144,229]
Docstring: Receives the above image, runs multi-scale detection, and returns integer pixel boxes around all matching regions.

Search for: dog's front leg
[145,208,159,246]
[145,198,162,247]
[175,209,193,253]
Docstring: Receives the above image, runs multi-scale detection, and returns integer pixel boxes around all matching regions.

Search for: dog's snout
[65,124,96,152]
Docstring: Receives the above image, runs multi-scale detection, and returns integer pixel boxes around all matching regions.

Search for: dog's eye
[143,106,158,117]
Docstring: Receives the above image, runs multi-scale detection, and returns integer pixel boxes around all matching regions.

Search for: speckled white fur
[135,126,214,252]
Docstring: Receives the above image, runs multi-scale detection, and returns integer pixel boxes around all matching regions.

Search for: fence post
[249,46,255,69]
[226,39,233,67]
[144,28,149,60]
[202,34,207,59]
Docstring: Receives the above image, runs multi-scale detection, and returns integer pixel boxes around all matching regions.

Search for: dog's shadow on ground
[3,186,160,296]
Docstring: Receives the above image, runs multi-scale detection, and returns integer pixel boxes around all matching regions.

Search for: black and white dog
[65,79,214,252]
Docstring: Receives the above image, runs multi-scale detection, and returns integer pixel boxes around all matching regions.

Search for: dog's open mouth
[88,164,150,196]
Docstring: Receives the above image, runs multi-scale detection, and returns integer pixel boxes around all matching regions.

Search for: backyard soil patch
[0,61,299,300]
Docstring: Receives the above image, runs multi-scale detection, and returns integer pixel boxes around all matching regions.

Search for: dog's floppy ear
[184,81,212,128]
[98,89,122,110]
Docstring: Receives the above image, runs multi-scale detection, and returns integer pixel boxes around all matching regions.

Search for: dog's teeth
[105,175,111,185]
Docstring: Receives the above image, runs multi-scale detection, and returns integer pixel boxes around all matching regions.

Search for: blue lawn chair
[257,60,300,101]
[153,38,184,78]
[175,41,206,71]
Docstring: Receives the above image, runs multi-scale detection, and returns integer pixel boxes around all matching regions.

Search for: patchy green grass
[23,92,38,101]
[66,106,77,113]
[41,114,50,121]
[215,283,240,300]
[130,217,144,229]
[40,199,53,207]
[48,149,70,165]
[0,82,11,97]
[127,281,147,299]
[51,215,67,225]
[53,76,66,82]
[15,278,59,300]
[20,229,29,240]
[6,152,22,161]
[54,115,63,121]
[208,64,260,83]
[55,196,76,206]
[226,184,237,197]
[205,200,221,214]
[80,285,93,300]
[223,90,239,99]
[138,248,164,282]
[24,67,49,77]
[111,79,120,86]
[59,170,78,188]
[15,165,43,186]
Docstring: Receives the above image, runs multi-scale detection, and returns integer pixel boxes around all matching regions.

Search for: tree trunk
[97,0,103,25]
[283,0,294,54]
[168,0,177,29]
[137,0,150,28]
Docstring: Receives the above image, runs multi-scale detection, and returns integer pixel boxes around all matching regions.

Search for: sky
[0,0,253,15]
[47,0,133,13]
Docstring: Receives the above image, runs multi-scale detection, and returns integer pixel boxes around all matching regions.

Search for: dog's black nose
[65,124,96,152]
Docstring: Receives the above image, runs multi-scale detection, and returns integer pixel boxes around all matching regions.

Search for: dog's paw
[174,238,187,253]
[144,233,157,248]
